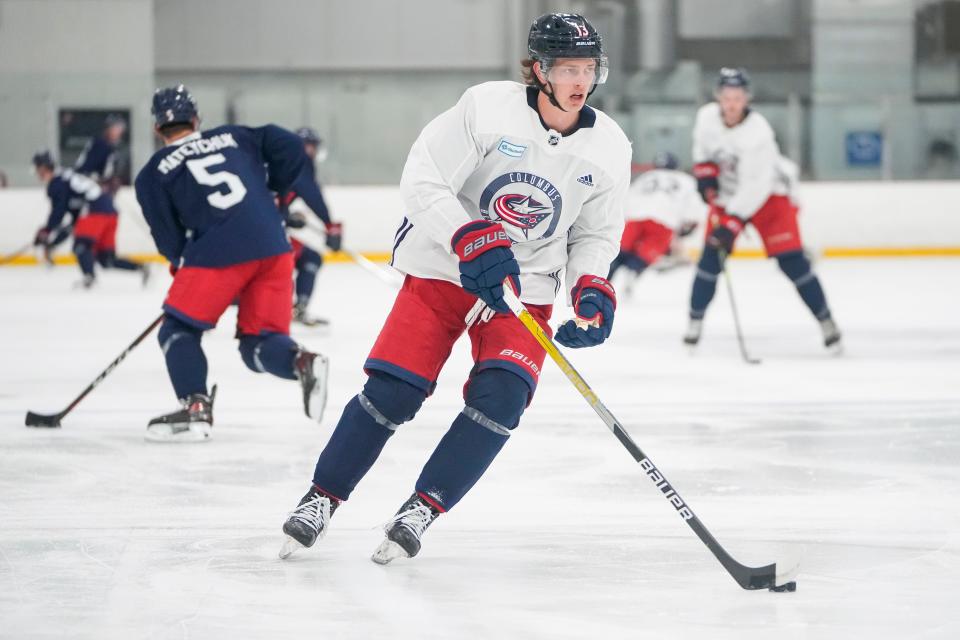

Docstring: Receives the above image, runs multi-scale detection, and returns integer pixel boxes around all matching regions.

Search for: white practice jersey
[692,102,788,219]
[392,81,632,305]
[774,154,800,202]
[625,168,706,230]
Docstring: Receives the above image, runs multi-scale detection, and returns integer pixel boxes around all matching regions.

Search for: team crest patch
[479,172,563,240]
[497,139,527,158]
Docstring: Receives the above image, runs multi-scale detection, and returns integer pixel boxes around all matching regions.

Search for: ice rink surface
[1,257,958,639]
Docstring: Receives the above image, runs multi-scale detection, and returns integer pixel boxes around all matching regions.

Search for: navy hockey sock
[608,251,648,279]
[295,249,322,303]
[158,316,207,399]
[238,333,298,380]
[96,250,140,271]
[416,369,528,511]
[313,372,426,500]
[777,251,831,320]
[689,245,722,319]
[73,239,95,276]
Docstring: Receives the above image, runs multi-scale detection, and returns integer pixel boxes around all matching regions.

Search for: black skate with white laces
[293,348,329,422]
[279,486,340,559]
[146,385,217,443]
[371,493,441,565]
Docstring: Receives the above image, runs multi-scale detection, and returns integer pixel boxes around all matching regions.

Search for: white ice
[1,258,958,639]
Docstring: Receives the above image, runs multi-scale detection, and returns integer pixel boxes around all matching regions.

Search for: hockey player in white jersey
[684,68,841,350]
[608,151,706,283]
[279,13,632,564]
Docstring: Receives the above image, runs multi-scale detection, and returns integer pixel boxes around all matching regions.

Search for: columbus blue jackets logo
[479,172,563,240]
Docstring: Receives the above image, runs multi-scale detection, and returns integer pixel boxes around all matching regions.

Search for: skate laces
[288,494,330,531]
[385,501,434,537]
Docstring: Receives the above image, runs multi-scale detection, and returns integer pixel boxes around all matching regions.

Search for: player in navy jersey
[32,150,147,287]
[74,114,126,184]
[134,85,330,443]
[279,127,343,327]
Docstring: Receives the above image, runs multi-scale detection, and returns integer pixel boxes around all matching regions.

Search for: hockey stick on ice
[0,242,35,265]
[302,219,403,287]
[718,250,761,365]
[341,247,404,288]
[502,286,796,591]
[25,314,164,428]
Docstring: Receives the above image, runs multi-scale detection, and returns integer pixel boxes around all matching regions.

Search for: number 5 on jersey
[186,153,247,209]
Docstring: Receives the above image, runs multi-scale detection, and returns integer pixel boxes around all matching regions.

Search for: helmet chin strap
[541,80,599,113]
[542,80,567,112]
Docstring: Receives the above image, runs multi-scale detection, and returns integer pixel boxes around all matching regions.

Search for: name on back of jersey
[157,133,239,175]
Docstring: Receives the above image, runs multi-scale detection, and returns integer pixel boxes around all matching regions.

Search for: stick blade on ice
[24,411,62,428]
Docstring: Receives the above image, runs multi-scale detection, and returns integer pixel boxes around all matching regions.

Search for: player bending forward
[684,68,842,350]
[279,13,631,563]
[32,151,148,287]
[134,85,329,443]
[608,151,705,284]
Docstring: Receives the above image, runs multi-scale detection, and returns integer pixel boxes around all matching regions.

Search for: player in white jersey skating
[279,13,632,564]
[684,68,841,350]
[608,151,706,284]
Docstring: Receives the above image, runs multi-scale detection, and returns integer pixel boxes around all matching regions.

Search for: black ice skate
[683,318,703,347]
[146,385,216,443]
[293,301,330,328]
[294,348,329,422]
[371,493,441,565]
[73,274,96,290]
[820,317,843,353]
[279,486,340,559]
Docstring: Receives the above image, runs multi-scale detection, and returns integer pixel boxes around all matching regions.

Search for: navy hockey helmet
[528,13,609,84]
[31,149,56,170]
[151,84,199,127]
[104,113,127,129]
[295,127,322,146]
[717,67,751,91]
[653,151,679,170]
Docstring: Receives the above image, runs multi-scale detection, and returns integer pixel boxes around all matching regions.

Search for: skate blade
[310,356,330,424]
[371,539,409,565]
[279,535,305,560]
[144,423,212,443]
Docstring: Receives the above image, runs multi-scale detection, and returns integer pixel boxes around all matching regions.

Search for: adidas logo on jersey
[577,174,594,187]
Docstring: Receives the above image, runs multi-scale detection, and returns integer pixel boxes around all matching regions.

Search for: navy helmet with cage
[151,84,199,127]
[528,13,609,85]
[653,151,679,170]
[717,67,751,91]
[31,149,56,170]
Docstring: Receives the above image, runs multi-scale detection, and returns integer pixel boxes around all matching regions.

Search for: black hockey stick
[718,250,761,365]
[25,314,164,428]
[502,287,797,591]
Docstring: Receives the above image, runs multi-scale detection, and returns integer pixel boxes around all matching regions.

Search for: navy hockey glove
[555,275,617,349]
[325,222,343,251]
[707,211,744,254]
[693,162,719,204]
[452,220,520,314]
